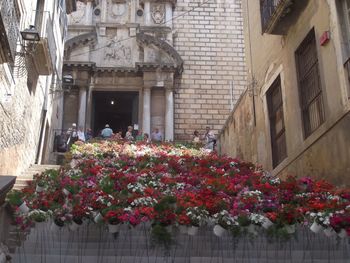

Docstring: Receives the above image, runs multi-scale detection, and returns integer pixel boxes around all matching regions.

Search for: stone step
[13,164,61,190]
[9,254,350,263]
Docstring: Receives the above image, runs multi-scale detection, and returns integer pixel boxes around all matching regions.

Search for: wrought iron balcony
[0,0,20,64]
[260,0,309,35]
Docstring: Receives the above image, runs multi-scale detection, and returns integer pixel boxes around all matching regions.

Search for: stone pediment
[65,32,97,51]
[136,32,183,74]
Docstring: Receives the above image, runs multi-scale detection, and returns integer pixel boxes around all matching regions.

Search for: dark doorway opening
[92,91,139,136]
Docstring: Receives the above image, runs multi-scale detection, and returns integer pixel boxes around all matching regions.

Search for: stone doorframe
[63,62,176,141]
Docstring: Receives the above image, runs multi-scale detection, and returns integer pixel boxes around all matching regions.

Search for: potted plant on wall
[185,206,209,235]
[6,190,29,214]
[103,208,123,233]
[212,210,239,237]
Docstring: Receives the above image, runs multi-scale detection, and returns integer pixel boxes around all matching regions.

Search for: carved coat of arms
[151,4,165,24]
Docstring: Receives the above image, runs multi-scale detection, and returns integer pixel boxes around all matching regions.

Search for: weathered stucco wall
[0,0,69,175]
[219,0,350,186]
[219,90,257,163]
[173,0,246,140]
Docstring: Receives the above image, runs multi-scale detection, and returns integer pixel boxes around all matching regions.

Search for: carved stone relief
[103,37,132,66]
[71,1,86,24]
[151,4,165,24]
[107,0,127,22]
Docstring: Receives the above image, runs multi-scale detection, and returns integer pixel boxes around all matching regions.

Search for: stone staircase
[9,223,350,263]
[13,164,61,190]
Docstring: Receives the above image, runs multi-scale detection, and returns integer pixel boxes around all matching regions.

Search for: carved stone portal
[151,4,165,24]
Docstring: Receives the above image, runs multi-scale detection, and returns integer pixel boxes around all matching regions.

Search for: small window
[295,29,325,138]
[267,76,287,168]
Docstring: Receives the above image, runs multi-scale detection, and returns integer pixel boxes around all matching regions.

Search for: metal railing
[0,0,20,63]
[260,0,286,33]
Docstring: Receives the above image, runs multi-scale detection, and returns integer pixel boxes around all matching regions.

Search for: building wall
[219,0,350,186]
[173,0,247,140]
[0,0,70,175]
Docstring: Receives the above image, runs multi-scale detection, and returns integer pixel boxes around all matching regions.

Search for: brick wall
[173,0,246,140]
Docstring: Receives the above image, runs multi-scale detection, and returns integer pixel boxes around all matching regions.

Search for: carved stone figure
[151,4,165,24]
[103,37,132,66]
[71,1,86,24]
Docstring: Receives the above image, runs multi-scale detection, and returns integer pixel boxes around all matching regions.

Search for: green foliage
[7,190,23,206]
[151,224,173,249]
[100,176,114,194]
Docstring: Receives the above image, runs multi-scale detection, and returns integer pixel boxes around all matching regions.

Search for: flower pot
[262,217,273,229]
[62,188,70,196]
[36,185,45,193]
[310,222,323,234]
[338,229,348,239]
[108,224,120,233]
[213,225,226,237]
[179,225,188,234]
[323,227,336,238]
[187,226,199,236]
[50,221,63,232]
[18,201,29,214]
[247,224,258,235]
[69,221,80,232]
[93,212,103,223]
[284,224,296,234]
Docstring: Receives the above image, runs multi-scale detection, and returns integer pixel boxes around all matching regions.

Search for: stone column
[165,87,174,141]
[86,1,93,24]
[142,86,151,135]
[78,87,87,130]
[86,84,93,129]
[165,2,173,28]
[144,1,151,25]
[165,2,173,43]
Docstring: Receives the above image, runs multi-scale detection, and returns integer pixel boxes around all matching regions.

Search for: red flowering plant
[329,209,350,236]
[103,208,124,225]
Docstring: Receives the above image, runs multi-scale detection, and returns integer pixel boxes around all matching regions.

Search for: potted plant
[28,209,50,223]
[212,210,238,237]
[103,209,123,233]
[6,190,29,214]
[185,206,209,235]
[36,180,46,193]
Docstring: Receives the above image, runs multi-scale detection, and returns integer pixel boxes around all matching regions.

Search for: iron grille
[260,0,288,33]
[0,0,20,63]
[296,29,325,138]
[267,76,287,168]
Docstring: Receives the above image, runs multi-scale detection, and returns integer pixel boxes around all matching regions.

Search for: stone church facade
[63,0,246,140]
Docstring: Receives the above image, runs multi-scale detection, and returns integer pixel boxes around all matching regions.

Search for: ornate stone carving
[103,37,132,66]
[71,1,86,24]
[110,3,126,17]
[151,4,165,24]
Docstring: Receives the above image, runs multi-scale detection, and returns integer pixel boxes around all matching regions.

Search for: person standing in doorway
[151,128,163,142]
[67,123,78,147]
[85,128,93,141]
[101,124,113,138]
[125,126,134,141]
[77,126,86,142]
[135,130,143,141]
